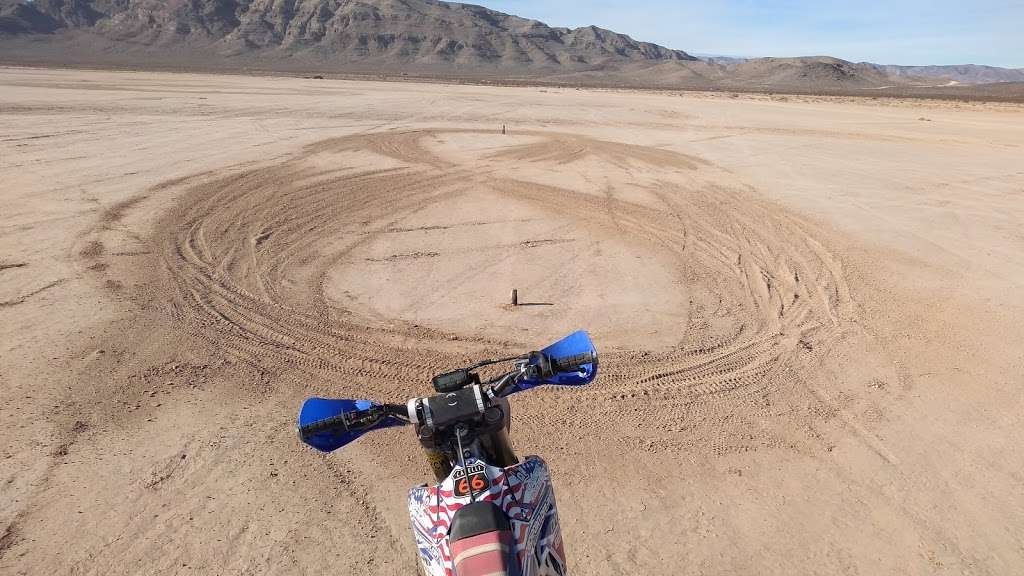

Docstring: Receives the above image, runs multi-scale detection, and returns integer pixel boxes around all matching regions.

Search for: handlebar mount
[302,350,594,434]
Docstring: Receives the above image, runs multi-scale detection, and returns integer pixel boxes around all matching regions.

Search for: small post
[510,289,518,307]
[502,124,506,135]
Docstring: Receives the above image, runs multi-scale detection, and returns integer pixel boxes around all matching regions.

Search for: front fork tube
[482,427,519,468]
[418,426,454,482]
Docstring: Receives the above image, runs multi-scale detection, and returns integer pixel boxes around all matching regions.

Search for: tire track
[127,128,855,446]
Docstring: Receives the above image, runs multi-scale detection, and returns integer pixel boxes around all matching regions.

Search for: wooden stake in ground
[510,288,518,306]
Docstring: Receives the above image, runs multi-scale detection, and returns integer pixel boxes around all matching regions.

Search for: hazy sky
[477,1,1023,68]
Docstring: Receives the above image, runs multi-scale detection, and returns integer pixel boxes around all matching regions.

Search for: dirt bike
[297,330,598,576]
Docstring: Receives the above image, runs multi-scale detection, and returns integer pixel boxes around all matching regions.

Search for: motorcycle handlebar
[382,403,410,418]
[298,403,410,440]
[298,351,595,438]
[531,350,596,380]
[297,413,350,439]
[552,351,595,373]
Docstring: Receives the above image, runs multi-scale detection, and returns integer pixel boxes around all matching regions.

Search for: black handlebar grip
[552,351,595,372]
[383,403,412,420]
[298,413,350,439]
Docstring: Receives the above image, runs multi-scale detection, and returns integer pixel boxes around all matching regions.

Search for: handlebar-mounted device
[432,369,481,393]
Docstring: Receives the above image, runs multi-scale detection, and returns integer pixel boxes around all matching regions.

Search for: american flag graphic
[408,456,567,576]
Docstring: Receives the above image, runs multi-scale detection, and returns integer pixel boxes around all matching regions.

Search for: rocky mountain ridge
[0,0,696,70]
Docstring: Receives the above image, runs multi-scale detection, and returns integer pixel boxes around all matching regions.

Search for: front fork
[419,436,454,482]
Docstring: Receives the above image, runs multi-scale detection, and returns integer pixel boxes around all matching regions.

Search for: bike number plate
[452,463,488,498]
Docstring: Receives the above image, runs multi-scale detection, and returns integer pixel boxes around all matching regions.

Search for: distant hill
[722,57,900,89]
[694,57,1024,86]
[0,0,1020,98]
[868,64,1024,85]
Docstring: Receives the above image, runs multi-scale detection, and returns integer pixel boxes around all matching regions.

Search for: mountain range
[868,64,1024,85]
[1,0,1021,94]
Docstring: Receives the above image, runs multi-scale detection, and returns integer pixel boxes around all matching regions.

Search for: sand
[1,66,1023,575]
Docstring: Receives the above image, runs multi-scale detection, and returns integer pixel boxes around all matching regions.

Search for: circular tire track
[151,128,854,445]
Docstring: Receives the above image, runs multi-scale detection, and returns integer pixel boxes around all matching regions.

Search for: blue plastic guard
[298,398,400,453]
[517,330,598,391]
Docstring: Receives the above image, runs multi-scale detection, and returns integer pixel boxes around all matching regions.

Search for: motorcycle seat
[449,501,511,541]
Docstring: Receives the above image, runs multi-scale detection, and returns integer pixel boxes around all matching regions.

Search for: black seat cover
[449,501,511,542]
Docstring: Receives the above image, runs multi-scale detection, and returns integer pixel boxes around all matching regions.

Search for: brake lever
[487,367,526,399]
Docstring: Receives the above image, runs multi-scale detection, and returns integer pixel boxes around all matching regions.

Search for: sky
[477,0,1023,68]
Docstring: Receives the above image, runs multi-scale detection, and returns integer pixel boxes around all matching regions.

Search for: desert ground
[1,66,1023,575]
